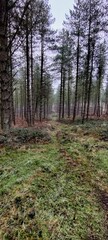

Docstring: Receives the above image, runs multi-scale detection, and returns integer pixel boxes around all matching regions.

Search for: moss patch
[0,120,108,239]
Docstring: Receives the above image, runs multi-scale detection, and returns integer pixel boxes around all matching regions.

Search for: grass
[0,120,108,240]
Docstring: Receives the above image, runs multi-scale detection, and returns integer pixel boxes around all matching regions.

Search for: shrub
[10,128,51,143]
[0,135,8,144]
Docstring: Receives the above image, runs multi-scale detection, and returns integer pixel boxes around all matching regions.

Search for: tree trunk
[86,42,95,120]
[0,0,11,130]
[68,67,71,118]
[59,64,63,120]
[62,69,65,119]
[73,28,80,122]
[30,8,35,125]
[97,77,101,117]
[82,0,91,123]
[40,34,44,122]
[26,11,31,126]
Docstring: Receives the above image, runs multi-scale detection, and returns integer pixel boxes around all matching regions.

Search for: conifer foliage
[0,0,108,130]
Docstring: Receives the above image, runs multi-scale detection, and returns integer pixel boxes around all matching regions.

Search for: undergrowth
[0,128,51,146]
[0,120,108,240]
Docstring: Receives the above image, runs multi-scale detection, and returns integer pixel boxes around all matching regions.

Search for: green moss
[0,120,108,239]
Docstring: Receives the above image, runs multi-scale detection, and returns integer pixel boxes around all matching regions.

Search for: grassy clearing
[0,120,108,240]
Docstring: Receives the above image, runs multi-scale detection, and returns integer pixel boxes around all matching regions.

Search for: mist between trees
[0,0,108,130]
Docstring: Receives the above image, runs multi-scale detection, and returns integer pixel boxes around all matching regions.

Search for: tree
[82,0,105,122]
[105,77,108,115]
[0,0,32,130]
[0,0,11,130]
[72,0,82,122]
[96,43,105,117]
[37,0,54,121]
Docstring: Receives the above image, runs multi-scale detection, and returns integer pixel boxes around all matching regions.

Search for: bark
[97,77,101,117]
[44,96,46,119]
[30,7,35,125]
[59,63,63,120]
[86,42,95,120]
[20,84,24,119]
[68,67,71,118]
[0,0,11,130]
[73,30,80,122]
[82,0,91,123]
[26,11,31,126]
[15,88,19,118]
[40,34,44,122]
[47,98,49,117]
[62,69,65,119]
[24,75,27,120]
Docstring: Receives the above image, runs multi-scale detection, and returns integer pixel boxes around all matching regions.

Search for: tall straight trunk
[73,28,80,122]
[62,69,65,119]
[24,76,27,120]
[47,98,49,117]
[81,79,85,117]
[68,67,71,118]
[59,31,65,120]
[59,64,63,120]
[77,96,80,116]
[82,0,91,123]
[35,97,38,118]
[0,0,11,130]
[20,84,24,119]
[8,13,15,125]
[26,11,31,126]
[93,97,97,116]
[97,77,101,117]
[86,42,95,120]
[9,43,15,125]
[106,103,108,115]
[31,35,34,124]
[105,82,108,115]
[30,8,35,125]
[40,34,44,122]
[15,89,19,118]
[10,57,15,125]
[44,96,46,119]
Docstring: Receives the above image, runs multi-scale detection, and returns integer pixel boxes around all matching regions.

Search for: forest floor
[0,119,108,240]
